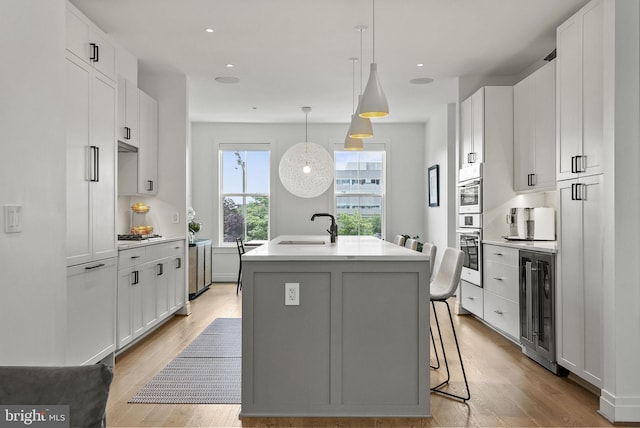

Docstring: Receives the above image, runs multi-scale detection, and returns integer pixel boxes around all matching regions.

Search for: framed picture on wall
[428,164,439,207]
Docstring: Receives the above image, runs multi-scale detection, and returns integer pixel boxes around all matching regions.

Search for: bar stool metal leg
[430,300,471,402]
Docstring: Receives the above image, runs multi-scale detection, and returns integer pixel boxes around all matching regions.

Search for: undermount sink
[278,240,326,245]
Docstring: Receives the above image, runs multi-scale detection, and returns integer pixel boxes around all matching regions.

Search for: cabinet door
[117,267,137,349]
[470,88,484,164]
[174,255,186,308]
[556,0,604,181]
[65,54,92,266]
[581,0,604,177]
[138,90,158,194]
[89,28,116,82]
[91,73,117,261]
[513,73,535,192]
[581,174,603,385]
[66,258,116,365]
[204,243,212,286]
[556,14,583,181]
[532,60,556,189]
[155,260,170,321]
[556,175,603,387]
[118,78,139,146]
[140,263,158,333]
[556,179,584,372]
[460,96,473,169]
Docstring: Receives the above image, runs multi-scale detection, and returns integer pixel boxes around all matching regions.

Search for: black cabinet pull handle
[90,146,99,182]
[94,44,99,62]
[527,173,535,186]
[176,258,181,269]
[157,263,163,276]
[131,270,139,285]
[85,263,105,270]
[130,255,140,259]
[147,180,154,191]
[571,156,576,173]
[90,43,97,61]
[571,183,576,200]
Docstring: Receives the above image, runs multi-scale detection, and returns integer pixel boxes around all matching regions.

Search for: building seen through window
[334,150,385,237]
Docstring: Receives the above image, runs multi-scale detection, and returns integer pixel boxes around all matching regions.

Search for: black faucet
[311,213,338,243]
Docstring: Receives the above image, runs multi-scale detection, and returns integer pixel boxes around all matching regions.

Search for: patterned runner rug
[129,318,241,404]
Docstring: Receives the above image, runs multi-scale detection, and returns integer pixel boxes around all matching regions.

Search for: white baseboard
[600,388,640,423]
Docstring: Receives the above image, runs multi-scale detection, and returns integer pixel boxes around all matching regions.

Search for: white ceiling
[70,0,588,124]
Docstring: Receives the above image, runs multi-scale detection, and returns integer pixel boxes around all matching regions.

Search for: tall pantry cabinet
[64,3,117,366]
[555,0,605,388]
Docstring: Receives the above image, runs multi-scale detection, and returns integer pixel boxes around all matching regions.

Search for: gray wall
[190,122,428,281]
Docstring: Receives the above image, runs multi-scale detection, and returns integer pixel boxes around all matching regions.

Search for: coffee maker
[505,207,555,240]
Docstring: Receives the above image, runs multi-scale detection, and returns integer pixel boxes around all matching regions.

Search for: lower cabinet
[460,280,483,318]
[116,239,186,350]
[483,244,520,341]
[66,258,117,365]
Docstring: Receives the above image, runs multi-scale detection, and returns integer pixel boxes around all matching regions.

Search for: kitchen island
[241,235,431,417]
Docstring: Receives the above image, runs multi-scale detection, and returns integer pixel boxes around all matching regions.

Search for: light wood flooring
[107,283,617,427]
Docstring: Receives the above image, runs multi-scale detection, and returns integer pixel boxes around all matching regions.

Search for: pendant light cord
[360,27,364,95]
[372,0,376,64]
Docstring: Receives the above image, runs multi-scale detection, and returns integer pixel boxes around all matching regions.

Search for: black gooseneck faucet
[311,213,338,243]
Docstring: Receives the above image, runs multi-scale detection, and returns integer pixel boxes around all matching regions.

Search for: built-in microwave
[457,179,482,214]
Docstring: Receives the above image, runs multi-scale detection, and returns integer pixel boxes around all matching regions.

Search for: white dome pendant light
[279,107,334,198]
[345,58,364,150]
[348,25,373,140]
[359,0,389,118]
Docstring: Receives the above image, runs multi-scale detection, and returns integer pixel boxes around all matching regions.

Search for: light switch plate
[4,204,22,233]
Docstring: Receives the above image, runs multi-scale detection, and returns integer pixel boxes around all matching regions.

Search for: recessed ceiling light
[215,76,240,84]
[205,28,214,33]
[410,77,434,85]
[225,63,234,68]
[417,63,424,67]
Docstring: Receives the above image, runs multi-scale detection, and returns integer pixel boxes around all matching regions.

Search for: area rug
[129,318,241,404]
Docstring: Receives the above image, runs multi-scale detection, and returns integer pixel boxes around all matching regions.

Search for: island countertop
[243,235,429,261]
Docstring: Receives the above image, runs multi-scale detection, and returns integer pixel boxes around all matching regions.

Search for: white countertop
[483,238,558,253]
[243,235,430,261]
[117,236,186,250]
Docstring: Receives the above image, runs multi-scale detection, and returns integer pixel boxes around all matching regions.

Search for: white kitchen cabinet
[118,77,139,147]
[65,51,117,267]
[514,60,556,192]
[459,88,483,168]
[556,0,604,181]
[66,258,117,365]
[138,90,159,195]
[116,240,186,351]
[460,280,483,318]
[483,244,520,341]
[118,89,159,196]
[65,3,116,82]
[556,174,603,387]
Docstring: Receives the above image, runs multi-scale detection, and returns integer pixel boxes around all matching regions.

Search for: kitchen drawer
[460,280,483,318]
[483,290,519,340]
[168,240,185,256]
[484,244,519,266]
[147,242,173,262]
[484,260,519,302]
[118,246,146,269]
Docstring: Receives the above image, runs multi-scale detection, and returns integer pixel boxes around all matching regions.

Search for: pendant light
[279,107,334,198]
[359,0,389,118]
[345,58,364,150]
[348,25,373,139]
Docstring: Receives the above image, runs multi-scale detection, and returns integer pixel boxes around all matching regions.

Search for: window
[334,148,385,238]
[220,146,270,245]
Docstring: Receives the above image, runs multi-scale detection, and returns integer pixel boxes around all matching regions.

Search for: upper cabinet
[118,88,159,196]
[460,88,484,168]
[65,4,116,83]
[514,60,556,193]
[138,90,159,195]
[118,77,139,147]
[556,0,604,181]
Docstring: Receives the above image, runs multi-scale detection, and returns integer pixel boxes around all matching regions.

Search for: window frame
[218,143,271,247]
[333,142,387,238]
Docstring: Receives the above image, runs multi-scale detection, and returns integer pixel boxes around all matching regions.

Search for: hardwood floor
[107,283,615,427]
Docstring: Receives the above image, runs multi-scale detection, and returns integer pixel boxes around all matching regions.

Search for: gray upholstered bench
[0,364,113,428]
